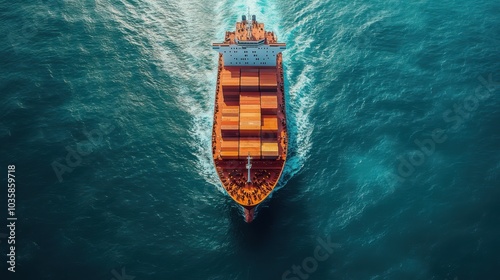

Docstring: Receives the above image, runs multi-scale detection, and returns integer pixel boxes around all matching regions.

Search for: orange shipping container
[222,115,239,121]
[240,97,260,103]
[240,109,260,114]
[221,68,240,90]
[261,142,279,158]
[261,96,277,104]
[220,150,239,159]
[239,137,261,158]
[240,112,261,117]
[240,123,260,129]
[240,105,260,113]
[222,108,239,116]
[262,115,278,131]
[221,125,239,130]
[221,140,238,150]
[241,71,259,91]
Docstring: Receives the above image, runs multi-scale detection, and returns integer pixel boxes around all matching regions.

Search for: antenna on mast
[247,7,252,40]
[246,153,252,183]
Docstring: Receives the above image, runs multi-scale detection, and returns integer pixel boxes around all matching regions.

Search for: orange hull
[211,16,288,222]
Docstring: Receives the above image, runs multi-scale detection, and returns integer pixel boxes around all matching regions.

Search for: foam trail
[207,1,318,211]
[276,62,316,190]
[274,33,317,192]
[178,0,314,196]
[212,1,319,220]
[98,0,225,193]
[101,0,317,217]
[218,0,317,193]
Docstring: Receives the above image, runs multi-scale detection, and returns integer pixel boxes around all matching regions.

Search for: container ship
[212,15,287,222]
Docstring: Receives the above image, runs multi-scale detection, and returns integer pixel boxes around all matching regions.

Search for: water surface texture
[1,0,499,279]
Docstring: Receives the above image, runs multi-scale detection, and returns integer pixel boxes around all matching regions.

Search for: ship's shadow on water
[219,171,328,280]
[224,172,313,252]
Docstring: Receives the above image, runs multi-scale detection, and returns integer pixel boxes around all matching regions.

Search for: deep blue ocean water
[1,0,499,279]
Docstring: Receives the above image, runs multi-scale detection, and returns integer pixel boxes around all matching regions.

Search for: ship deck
[212,54,287,207]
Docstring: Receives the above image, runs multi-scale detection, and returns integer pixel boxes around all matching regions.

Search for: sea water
[0,0,499,279]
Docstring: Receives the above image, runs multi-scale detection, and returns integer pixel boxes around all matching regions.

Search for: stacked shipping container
[241,69,259,91]
[218,67,281,160]
[221,67,240,140]
[220,138,239,159]
[239,137,261,158]
[221,67,240,91]
[260,68,279,158]
[240,92,261,134]
[259,68,277,91]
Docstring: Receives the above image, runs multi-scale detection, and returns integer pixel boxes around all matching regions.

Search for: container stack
[220,103,239,158]
[261,140,279,159]
[240,91,260,105]
[223,89,239,104]
[239,137,261,158]
[261,115,279,159]
[240,69,259,92]
[221,67,240,104]
[221,67,240,91]
[239,91,261,137]
[261,115,278,132]
[239,69,260,159]
[220,105,239,139]
[261,92,278,114]
[218,66,282,160]
[220,138,239,159]
[259,68,277,91]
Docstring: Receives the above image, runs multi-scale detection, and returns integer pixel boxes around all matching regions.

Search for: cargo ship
[212,14,287,222]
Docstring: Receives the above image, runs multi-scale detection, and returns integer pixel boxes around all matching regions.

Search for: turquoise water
[1,0,499,279]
